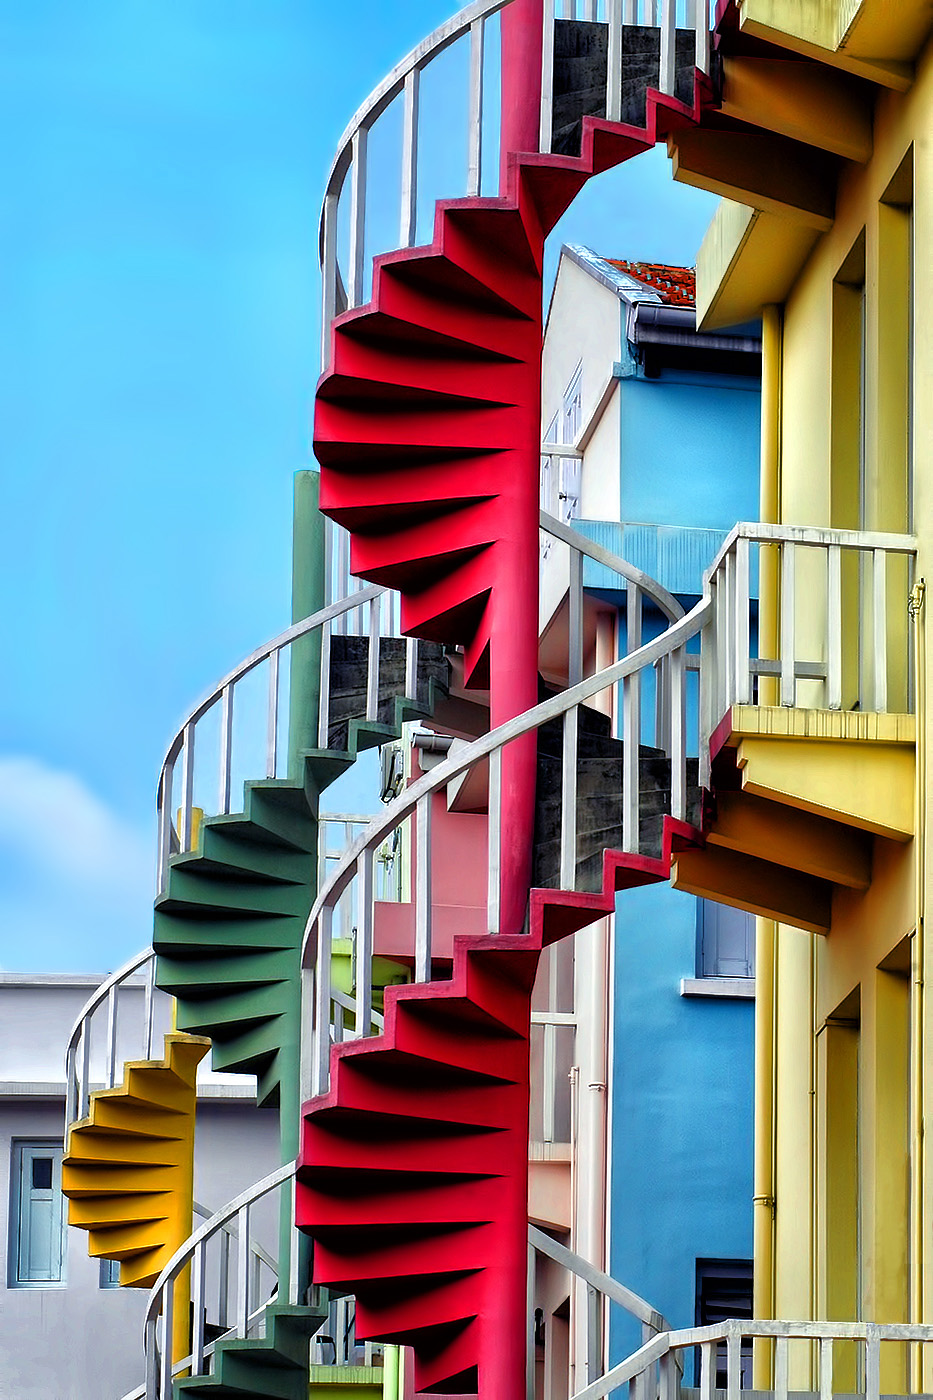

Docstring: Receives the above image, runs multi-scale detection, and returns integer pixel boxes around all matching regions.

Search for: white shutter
[15,1144,65,1285]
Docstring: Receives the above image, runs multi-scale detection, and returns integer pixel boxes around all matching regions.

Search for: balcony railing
[700,523,917,781]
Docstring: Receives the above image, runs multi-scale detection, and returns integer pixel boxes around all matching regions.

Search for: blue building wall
[618,370,761,531]
[602,319,760,1362]
[608,880,755,1363]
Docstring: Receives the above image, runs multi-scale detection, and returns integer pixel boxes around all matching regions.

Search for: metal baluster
[607,0,623,121]
[145,1315,159,1400]
[179,721,195,852]
[405,635,418,701]
[659,1349,679,1400]
[81,1026,91,1120]
[561,706,579,887]
[356,848,374,1037]
[313,908,334,1096]
[399,68,420,247]
[191,1241,206,1374]
[487,746,502,934]
[105,986,118,1089]
[237,1204,250,1337]
[724,547,736,707]
[249,1247,262,1326]
[671,646,687,821]
[366,597,381,722]
[726,1329,741,1400]
[145,955,156,1059]
[586,1283,602,1384]
[780,543,796,707]
[699,588,716,789]
[468,18,485,196]
[622,586,642,853]
[866,1329,881,1400]
[65,1045,77,1127]
[539,0,556,152]
[623,0,637,21]
[321,192,339,368]
[774,1336,789,1400]
[158,763,174,893]
[569,547,584,685]
[415,795,433,982]
[266,650,280,779]
[219,1228,231,1329]
[288,1177,300,1305]
[827,544,843,710]
[659,0,676,94]
[700,1341,714,1400]
[694,0,710,74]
[160,1283,174,1399]
[734,535,751,705]
[820,1336,834,1400]
[219,682,234,813]
[584,0,598,16]
[873,548,888,710]
[318,620,332,748]
[348,127,368,308]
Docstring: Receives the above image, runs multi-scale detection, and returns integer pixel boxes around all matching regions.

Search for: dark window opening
[695,1258,754,1386]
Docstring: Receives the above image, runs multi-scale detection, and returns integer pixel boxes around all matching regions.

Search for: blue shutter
[13,1143,66,1286]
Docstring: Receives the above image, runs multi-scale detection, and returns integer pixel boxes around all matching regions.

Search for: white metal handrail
[301,592,710,1100]
[319,0,514,364]
[529,1225,681,1394]
[155,578,424,894]
[574,1315,933,1400]
[540,0,713,154]
[142,1160,298,1400]
[64,948,161,1127]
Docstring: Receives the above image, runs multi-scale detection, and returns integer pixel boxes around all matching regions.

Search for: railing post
[468,18,486,196]
[237,1203,250,1338]
[726,1327,741,1400]
[872,548,888,711]
[659,0,676,95]
[671,647,687,822]
[487,746,502,934]
[734,535,751,705]
[415,795,433,982]
[569,547,584,686]
[318,620,332,748]
[366,597,381,723]
[160,1283,174,1400]
[80,1027,91,1121]
[399,68,420,248]
[774,1335,789,1400]
[313,908,334,1096]
[321,191,339,368]
[356,848,374,1037]
[694,0,711,75]
[179,721,195,852]
[157,762,174,894]
[607,0,623,121]
[827,544,843,710]
[819,1335,834,1400]
[866,1328,881,1400]
[348,126,368,309]
[700,1341,715,1400]
[105,986,118,1089]
[780,543,796,706]
[219,681,234,813]
[561,706,579,887]
[586,1283,602,1385]
[191,1241,206,1374]
[145,952,156,1059]
[266,649,280,779]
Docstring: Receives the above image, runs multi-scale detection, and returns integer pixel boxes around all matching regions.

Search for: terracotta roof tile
[604,259,696,307]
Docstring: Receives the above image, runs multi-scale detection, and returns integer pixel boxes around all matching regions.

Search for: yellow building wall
[698,8,933,1356]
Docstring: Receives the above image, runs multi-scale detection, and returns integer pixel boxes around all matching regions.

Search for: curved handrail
[64,947,158,1126]
[143,1160,298,1399]
[318,0,513,262]
[300,593,710,971]
[146,1159,296,1324]
[157,584,384,783]
[540,509,684,623]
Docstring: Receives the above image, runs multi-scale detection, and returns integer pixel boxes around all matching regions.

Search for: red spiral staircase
[301,3,717,1394]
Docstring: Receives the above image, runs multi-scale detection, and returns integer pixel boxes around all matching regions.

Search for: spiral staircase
[60,3,923,1399]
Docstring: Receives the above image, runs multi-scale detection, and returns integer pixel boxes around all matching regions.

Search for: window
[9,1141,66,1287]
[697,899,755,978]
[100,1256,121,1289]
[695,1258,754,1386]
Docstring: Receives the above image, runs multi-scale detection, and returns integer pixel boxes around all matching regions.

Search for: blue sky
[0,1,718,972]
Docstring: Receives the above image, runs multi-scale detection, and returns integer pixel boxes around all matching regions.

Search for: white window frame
[9,1139,67,1288]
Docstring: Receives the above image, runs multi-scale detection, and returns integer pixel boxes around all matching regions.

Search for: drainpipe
[752,306,782,1387]
[910,578,926,1386]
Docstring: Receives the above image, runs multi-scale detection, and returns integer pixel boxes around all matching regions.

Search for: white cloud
[0,756,155,971]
